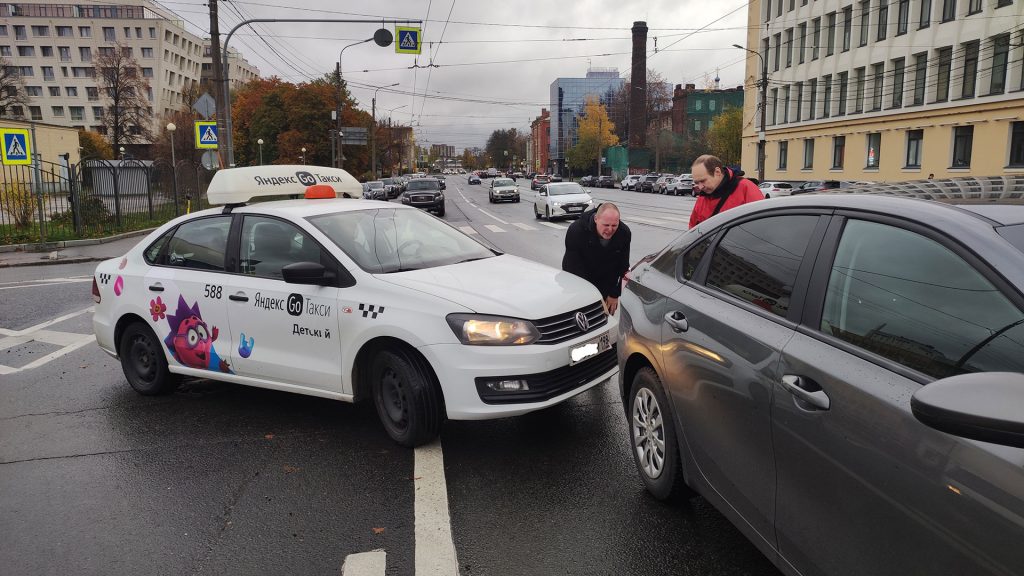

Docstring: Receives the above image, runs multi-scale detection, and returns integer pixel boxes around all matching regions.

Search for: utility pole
[208,0,226,168]
[335,63,343,169]
[733,44,767,182]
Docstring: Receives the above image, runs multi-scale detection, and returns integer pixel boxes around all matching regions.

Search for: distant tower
[629,21,648,148]
[715,68,721,90]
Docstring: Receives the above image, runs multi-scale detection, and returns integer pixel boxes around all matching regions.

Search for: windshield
[407,179,440,191]
[493,179,515,187]
[309,208,494,273]
[546,183,587,196]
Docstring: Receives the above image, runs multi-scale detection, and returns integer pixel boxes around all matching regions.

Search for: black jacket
[561,209,632,299]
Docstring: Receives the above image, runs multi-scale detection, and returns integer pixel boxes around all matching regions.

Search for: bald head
[594,203,620,240]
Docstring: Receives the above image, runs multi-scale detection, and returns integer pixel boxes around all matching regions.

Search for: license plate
[566,206,582,212]
[569,331,611,365]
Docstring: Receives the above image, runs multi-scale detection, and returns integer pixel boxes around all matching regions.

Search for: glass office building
[549,69,624,175]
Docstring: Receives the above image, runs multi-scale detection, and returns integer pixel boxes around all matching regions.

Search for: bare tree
[609,69,673,145]
[95,43,153,151]
[0,57,29,118]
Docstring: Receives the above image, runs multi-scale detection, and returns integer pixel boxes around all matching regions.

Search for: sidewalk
[0,229,154,268]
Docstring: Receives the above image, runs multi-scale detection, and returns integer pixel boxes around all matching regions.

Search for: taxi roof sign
[206,165,363,205]
[0,129,31,165]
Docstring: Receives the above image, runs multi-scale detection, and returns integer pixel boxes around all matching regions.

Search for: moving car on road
[531,174,551,190]
[618,179,1024,576]
[467,173,481,185]
[92,165,618,448]
[533,182,594,221]
[488,177,520,203]
[400,177,446,217]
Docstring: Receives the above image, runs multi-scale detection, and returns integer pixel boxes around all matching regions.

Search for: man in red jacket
[688,154,764,229]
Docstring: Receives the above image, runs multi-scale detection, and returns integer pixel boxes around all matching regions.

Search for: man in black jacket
[562,203,631,315]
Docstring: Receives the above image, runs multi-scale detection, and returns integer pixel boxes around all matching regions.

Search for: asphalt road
[0,175,781,576]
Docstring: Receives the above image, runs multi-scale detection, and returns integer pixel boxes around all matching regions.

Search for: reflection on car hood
[376,254,599,318]
[549,193,592,202]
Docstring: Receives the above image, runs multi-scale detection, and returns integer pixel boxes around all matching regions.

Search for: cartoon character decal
[163,296,232,373]
[238,332,255,358]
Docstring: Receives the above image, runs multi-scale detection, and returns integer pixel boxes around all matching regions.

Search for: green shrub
[0,183,34,227]
[51,194,111,227]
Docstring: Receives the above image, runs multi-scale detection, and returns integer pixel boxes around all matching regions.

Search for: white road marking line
[623,215,671,226]
[5,306,94,337]
[512,222,537,230]
[341,550,386,576]
[483,224,505,233]
[0,333,94,374]
[538,221,567,229]
[415,440,459,576]
[474,207,509,225]
[0,278,93,291]
[0,275,91,287]
[458,225,478,235]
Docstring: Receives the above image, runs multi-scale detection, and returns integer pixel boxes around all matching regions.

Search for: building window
[779,141,789,170]
[877,0,889,40]
[17,46,35,57]
[859,1,870,47]
[42,46,54,58]
[66,86,78,97]
[1010,122,1024,167]
[14,26,26,41]
[135,27,143,39]
[124,27,131,39]
[833,136,846,169]
[774,33,782,71]
[823,75,833,118]
[142,67,153,78]
[891,58,905,108]
[696,100,703,111]
[694,120,702,131]
[838,72,849,115]
[777,0,784,16]
[56,26,73,38]
[803,139,815,169]
[812,18,821,59]
[79,47,91,62]
[93,106,104,119]
[49,86,60,97]
[866,133,881,167]
[103,27,115,42]
[0,46,8,57]
[906,129,923,167]
[996,0,1012,6]
[51,106,64,117]
[771,88,779,124]
[961,41,979,99]
[87,87,98,101]
[827,12,837,56]
[79,26,91,38]
[990,34,1010,95]
[854,67,865,113]
[783,86,791,123]
[936,47,952,102]
[710,99,716,111]
[149,27,157,39]
[26,86,41,96]
[59,46,71,62]
[842,6,853,52]
[798,23,807,63]
[941,0,956,21]
[42,67,54,81]
[29,106,42,121]
[897,0,910,34]
[142,47,153,58]
[31,26,50,37]
[0,26,7,37]
[19,66,33,77]
[795,83,804,122]
[785,28,793,67]
[872,63,884,110]
[952,126,973,167]
[913,52,928,105]
[920,0,932,27]
[70,106,84,121]
[809,79,818,118]
[968,0,982,12]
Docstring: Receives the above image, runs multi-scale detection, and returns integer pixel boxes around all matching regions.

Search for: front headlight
[551,201,561,207]
[446,314,540,345]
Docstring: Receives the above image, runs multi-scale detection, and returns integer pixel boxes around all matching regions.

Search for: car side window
[164,216,231,271]
[821,219,1024,379]
[240,216,325,280]
[705,215,819,318]
[144,229,173,264]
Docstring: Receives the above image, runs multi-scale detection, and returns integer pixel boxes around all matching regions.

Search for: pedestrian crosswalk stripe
[512,222,537,230]
[458,226,477,235]
[484,224,505,233]
[538,221,566,229]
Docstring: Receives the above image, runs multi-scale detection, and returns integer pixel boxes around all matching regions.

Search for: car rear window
[997,224,1024,254]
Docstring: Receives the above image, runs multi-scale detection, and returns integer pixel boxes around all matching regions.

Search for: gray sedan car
[618,180,1024,576]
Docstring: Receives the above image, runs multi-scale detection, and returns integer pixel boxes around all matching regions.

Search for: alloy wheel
[632,387,666,479]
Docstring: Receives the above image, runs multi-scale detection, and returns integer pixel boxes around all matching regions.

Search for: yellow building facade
[740,0,1024,183]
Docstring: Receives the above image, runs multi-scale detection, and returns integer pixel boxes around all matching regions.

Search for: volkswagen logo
[575,311,589,333]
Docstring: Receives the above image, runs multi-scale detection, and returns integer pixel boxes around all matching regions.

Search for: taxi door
[143,215,235,375]
[223,215,343,391]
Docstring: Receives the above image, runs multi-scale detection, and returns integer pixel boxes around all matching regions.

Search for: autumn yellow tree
[567,97,618,174]
[706,106,743,166]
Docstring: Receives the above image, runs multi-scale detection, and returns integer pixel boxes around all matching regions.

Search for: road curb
[0,256,106,268]
[0,227,156,254]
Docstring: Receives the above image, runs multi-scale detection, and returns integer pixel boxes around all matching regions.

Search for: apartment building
[201,43,258,92]
[740,0,1024,181]
[1,1,258,138]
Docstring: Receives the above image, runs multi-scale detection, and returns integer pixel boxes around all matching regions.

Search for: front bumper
[548,202,590,217]
[492,191,519,201]
[403,194,445,211]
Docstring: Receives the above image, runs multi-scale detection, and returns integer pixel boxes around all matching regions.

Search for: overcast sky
[166,0,751,151]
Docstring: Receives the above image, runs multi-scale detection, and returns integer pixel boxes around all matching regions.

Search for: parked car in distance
[579,175,597,187]
[621,175,642,190]
[531,174,551,190]
[549,175,563,183]
[654,175,674,194]
[488,177,520,203]
[485,168,498,178]
[363,180,387,200]
[534,182,593,221]
[759,181,794,198]
[434,176,446,190]
[638,174,662,193]
[619,179,1024,576]
[381,177,404,198]
[668,175,694,196]
[792,180,851,194]
[400,177,445,217]
[597,175,616,188]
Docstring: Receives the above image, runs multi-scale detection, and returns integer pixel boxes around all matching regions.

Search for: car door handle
[664,311,688,332]
[148,283,164,292]
[229,293,249,302]
[781,375,830,410]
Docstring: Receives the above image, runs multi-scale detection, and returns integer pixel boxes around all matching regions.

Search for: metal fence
[0,156,215,245]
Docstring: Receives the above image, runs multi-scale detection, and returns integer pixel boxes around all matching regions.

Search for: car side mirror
[911,372,1024,448]
[282,261,333,286]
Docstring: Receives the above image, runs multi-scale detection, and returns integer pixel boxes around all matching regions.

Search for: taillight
[91,277,101,303]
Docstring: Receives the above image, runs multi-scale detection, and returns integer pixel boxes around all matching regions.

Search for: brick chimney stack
[629,21,648,148]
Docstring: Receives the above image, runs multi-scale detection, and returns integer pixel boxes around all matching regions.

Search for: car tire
[119,322,180,395]
[515,197,520,203]
[764,193,770,199]
[628,367,692,501]
[545,206,551,221]
[371,349,443,447]
[534,204,541,219]
[489,195,494,203]
[436,205,445,217]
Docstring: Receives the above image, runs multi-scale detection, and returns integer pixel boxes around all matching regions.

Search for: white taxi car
[92,166,618,447]
[533,182,594,221]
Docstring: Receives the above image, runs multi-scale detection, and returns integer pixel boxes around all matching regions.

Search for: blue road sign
[395,26,422,54]
[1,129,30,165]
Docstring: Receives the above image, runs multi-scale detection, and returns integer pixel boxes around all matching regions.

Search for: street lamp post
[301,147,306,164]
[257,138,264,165]
[371,82,400,179]
[503,150,508,173]
[119,146,125,161]
[166,123,179,215]
[734,43,768,183]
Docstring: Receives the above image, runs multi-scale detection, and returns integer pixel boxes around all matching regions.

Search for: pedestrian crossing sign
[395,26,422,54]
[0,129,31,165]
[194,121,219,149]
